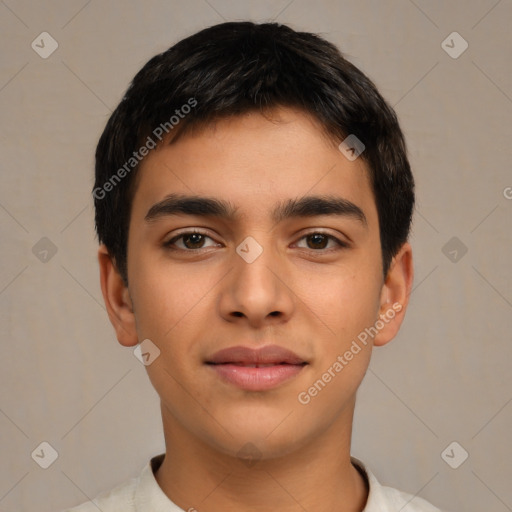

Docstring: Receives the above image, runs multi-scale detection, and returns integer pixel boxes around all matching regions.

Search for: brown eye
[295,232,346,251]
[306,233,329,249]
[164,231,218,251]
[182,233,206,249]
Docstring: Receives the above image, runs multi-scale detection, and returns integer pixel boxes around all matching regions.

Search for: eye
[163,230,220,251]
[163,230,348,252]
[294,232,348,251]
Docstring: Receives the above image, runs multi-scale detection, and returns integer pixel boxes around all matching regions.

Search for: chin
[202,415,314,462]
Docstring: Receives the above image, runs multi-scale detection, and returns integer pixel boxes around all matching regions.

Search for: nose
[217,236,296,329]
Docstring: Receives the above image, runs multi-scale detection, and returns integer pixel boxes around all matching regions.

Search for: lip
[207,345,306,365]
[206,345,308,391]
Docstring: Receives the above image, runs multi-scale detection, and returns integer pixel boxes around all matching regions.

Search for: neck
[154,401,369,512]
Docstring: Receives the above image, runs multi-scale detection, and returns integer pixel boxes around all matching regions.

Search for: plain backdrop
[1,1,511,511]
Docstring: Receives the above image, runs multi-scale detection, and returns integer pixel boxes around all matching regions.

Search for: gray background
[1,1,511,511]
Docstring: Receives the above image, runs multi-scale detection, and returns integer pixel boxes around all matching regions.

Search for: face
[102,107,411,461]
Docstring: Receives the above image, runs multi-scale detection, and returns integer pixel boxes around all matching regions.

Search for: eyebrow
[145,193,367,227]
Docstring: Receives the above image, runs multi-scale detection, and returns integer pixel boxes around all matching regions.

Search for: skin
[98,106,413,512]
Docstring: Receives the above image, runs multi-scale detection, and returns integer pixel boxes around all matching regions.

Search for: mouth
[209,362,306,368]
[205,345,308,391]
[206,344,307,365]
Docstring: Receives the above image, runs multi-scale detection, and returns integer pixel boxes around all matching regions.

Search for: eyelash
[163,230,349,253]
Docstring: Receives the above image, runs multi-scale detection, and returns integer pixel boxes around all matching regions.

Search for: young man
[67,21,442,512]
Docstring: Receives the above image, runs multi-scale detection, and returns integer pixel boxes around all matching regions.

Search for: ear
[373,242,414,347]
[98,244,139,347]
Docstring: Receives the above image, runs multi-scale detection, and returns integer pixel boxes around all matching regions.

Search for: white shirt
[63,453,443,512]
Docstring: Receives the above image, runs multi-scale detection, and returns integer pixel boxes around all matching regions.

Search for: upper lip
[206,345,307,365]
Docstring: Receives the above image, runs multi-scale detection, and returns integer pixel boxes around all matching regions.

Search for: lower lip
[208,363,306,391]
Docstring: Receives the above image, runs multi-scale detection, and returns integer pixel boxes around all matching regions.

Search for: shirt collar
[351,456,395,512]
[134,453,182,511]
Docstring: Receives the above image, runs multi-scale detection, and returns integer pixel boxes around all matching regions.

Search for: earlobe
[373,242,414,347]
[98,245,139,347]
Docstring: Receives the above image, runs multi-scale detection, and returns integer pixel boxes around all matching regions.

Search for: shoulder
[61,474,138,512]
[61,453,178,512]
[351,457,445,512]
[379,484,443,511]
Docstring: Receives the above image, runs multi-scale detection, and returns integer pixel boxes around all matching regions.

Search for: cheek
[129,250,208,338]
[300,266,381,343]
[295,272,377,413]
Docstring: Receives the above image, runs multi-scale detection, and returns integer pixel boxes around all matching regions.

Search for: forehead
[130,107,377,228]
